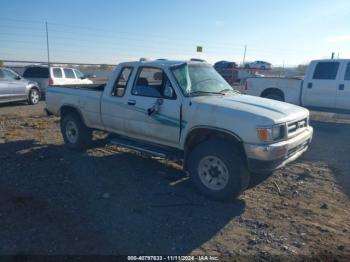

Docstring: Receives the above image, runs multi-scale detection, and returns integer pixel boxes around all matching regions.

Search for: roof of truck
[310,59,350,63]
[118,59,208,68]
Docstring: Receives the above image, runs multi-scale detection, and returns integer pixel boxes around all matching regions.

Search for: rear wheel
[264,93,284,101]
[60,112,92,151]
[28,88,40,105]
[188,139,250,201]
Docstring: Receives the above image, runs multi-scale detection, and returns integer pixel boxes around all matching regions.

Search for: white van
[50,67,94,86]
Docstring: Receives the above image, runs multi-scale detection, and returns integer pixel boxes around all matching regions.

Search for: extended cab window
[64,69,75,79]
[53,68,62,78]
[344,63,350,81]
[132,67,176,99]
[111,67,133,97]
[313,62,340,80]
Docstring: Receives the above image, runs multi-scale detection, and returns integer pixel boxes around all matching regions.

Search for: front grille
[287,118,307,136]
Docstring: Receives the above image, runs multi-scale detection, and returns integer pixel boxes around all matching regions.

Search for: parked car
[243,59,350,111]
[245,61,272,70]
[23,65,94,96]
[0,67,40,104]
[46,59,313,201]
[214,61,237,71]
[214,61,238,84]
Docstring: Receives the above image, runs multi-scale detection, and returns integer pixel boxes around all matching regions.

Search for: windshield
[171,63,236,96]
[74,69,84,78]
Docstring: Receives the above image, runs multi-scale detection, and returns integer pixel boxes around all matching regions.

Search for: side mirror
[85,74,96,79]
[14,75,21,80]
[163,84,174,98]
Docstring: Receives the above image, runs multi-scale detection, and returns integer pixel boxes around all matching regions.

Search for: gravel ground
[0,101,349,260]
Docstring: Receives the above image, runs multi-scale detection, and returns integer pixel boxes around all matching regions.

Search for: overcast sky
[1,0,350,66]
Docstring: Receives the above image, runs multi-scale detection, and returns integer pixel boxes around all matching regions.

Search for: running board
[110,136,182,160]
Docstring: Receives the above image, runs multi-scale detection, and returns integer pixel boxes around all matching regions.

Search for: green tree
[0,60,3,67]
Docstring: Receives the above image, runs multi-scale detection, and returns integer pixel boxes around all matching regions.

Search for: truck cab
[302,59,350,110]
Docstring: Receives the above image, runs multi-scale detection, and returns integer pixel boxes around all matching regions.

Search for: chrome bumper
[244,127,313,173]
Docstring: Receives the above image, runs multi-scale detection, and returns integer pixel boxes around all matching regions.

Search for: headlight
[257,125,285,142]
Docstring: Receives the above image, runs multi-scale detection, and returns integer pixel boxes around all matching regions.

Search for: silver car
[0,67,41,105]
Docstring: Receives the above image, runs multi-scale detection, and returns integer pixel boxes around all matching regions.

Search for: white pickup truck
[243,59,350,111]
[46,59,313,200]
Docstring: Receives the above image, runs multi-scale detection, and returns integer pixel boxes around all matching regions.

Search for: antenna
[45,21,50,67]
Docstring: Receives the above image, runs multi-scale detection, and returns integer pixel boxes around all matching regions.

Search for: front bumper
[244,126,313,174]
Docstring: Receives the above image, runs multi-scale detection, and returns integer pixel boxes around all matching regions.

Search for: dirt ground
[0,101,349,261]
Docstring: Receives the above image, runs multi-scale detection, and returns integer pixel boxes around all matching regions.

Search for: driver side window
[2,69,18,80]
[132,67,176,99]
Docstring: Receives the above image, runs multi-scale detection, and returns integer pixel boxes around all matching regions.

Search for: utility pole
[45,21,50,67]
[242,44,247,67]
[331,52,335,59]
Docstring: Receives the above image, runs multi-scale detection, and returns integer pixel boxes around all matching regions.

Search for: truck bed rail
[49,84,106,92]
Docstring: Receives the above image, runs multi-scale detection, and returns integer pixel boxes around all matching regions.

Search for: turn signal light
[257,128,269,141]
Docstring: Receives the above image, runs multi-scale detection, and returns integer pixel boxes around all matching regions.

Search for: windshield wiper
[219,89,240,94]
[189,91,224,97]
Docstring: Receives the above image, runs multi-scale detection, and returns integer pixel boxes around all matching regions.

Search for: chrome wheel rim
[65,120,79,144]
[198,156,229,190]
[31,90,39,104]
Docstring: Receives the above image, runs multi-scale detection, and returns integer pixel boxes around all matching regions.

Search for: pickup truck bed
[244,77,303,105]
[48,84,106,129]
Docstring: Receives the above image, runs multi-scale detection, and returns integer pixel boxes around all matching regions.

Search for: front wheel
[28,88,40,105]
[188,139,250,201]
[60,113,92,151]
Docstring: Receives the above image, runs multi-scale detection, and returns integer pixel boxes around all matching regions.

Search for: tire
[60,112,92,151]
[28,88,40,105]
[264,93,284,101]
[188,139,250,201]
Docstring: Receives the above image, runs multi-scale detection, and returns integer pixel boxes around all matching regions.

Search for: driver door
[124,66,182,147]
[2,69,27,100]
[0,69,13,101]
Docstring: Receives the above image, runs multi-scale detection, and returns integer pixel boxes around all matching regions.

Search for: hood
[190,94,309,124]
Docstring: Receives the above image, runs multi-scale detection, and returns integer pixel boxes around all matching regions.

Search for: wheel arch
[59,104,86,125]
[260,88,285,101]
[183,126,245,171]
[28,86,41,99]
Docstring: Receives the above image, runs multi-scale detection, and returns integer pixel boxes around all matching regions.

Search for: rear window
[63,69,75,79]
[23,67,49,78]
[344,63,350,81]
[52,68,62,78]
[313,62,340,80]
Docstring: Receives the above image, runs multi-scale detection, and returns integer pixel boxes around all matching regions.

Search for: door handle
[127,100,136,106]
[339,84,345,91]
[307,83,313,89]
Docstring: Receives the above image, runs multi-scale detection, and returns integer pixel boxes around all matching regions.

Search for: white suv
[23,65,94,96]
[50,67,93,85]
